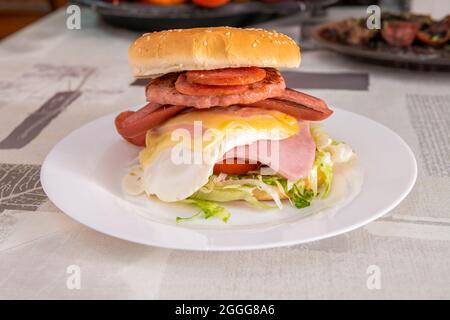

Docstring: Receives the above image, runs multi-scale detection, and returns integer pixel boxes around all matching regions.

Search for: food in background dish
[416,16,450,46]
[191,0,230,8]
[382,20,419,46]
[116,27,354,222]
[320,12,450,51]
[140,0,188,5]
[104,0,261,8]
[329,18,377,45]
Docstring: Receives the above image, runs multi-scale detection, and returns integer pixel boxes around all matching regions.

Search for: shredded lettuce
[176,199,230,223]
[190,180,278,209]
[290,184,315,208]
[311,123,354,163]
[316,150,333,197]
[288,153,332,203]
[220,179,283,209]
[183,148,334,218]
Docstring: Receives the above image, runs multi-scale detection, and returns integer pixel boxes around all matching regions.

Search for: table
[0,7,449,299]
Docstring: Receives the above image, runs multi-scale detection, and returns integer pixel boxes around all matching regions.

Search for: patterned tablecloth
[0,7,449,299]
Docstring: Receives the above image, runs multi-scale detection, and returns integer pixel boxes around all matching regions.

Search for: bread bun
[129,27,301,78]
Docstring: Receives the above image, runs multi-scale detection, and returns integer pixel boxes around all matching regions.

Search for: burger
[116,27,354,222]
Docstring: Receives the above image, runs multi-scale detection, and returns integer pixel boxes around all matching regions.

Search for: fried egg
[123,107,299,202]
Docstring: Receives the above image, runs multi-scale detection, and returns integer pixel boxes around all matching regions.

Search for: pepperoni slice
[186,67,267,86]
[175,73,248,96]
[245,88,333,121]
[148,68,285,108]
[115,102,188,146]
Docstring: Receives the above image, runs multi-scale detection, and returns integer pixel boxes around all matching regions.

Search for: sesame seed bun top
[129,27,301,78]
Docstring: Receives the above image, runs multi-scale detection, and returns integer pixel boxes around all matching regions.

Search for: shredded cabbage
[311,123,354,163]
[219,179,283,209]
[180,149,334,220]
[191,179,279,209]
[177,199,230,223]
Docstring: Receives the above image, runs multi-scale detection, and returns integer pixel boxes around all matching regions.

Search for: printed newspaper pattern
[0,9,448,299]
[407,94,450,177]
[0,164,46,213]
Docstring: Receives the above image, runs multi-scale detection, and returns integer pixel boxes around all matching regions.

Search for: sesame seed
[225,32,231,36]
[203,40,208,46]
[252,42,257,48]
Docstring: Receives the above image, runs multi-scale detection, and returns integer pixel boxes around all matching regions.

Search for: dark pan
[73,0,307,31]
[312,22,450,71]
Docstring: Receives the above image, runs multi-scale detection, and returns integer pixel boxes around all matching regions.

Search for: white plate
[41,108,417,251]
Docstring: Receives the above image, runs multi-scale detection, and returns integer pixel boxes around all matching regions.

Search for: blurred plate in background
[73,0,335,31]
[312,21,450,71]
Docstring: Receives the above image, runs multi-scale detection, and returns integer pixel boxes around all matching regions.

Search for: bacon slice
[245,88,333,121]
[115,102,188,146]
[146,68,285,109]
[186,67,267,86]
[175,73,248,96]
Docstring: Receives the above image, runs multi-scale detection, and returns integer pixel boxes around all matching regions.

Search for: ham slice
[222,121,316,180]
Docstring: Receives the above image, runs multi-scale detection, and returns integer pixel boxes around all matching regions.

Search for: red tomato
[213,159,261,175]
[381,21,419,46]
